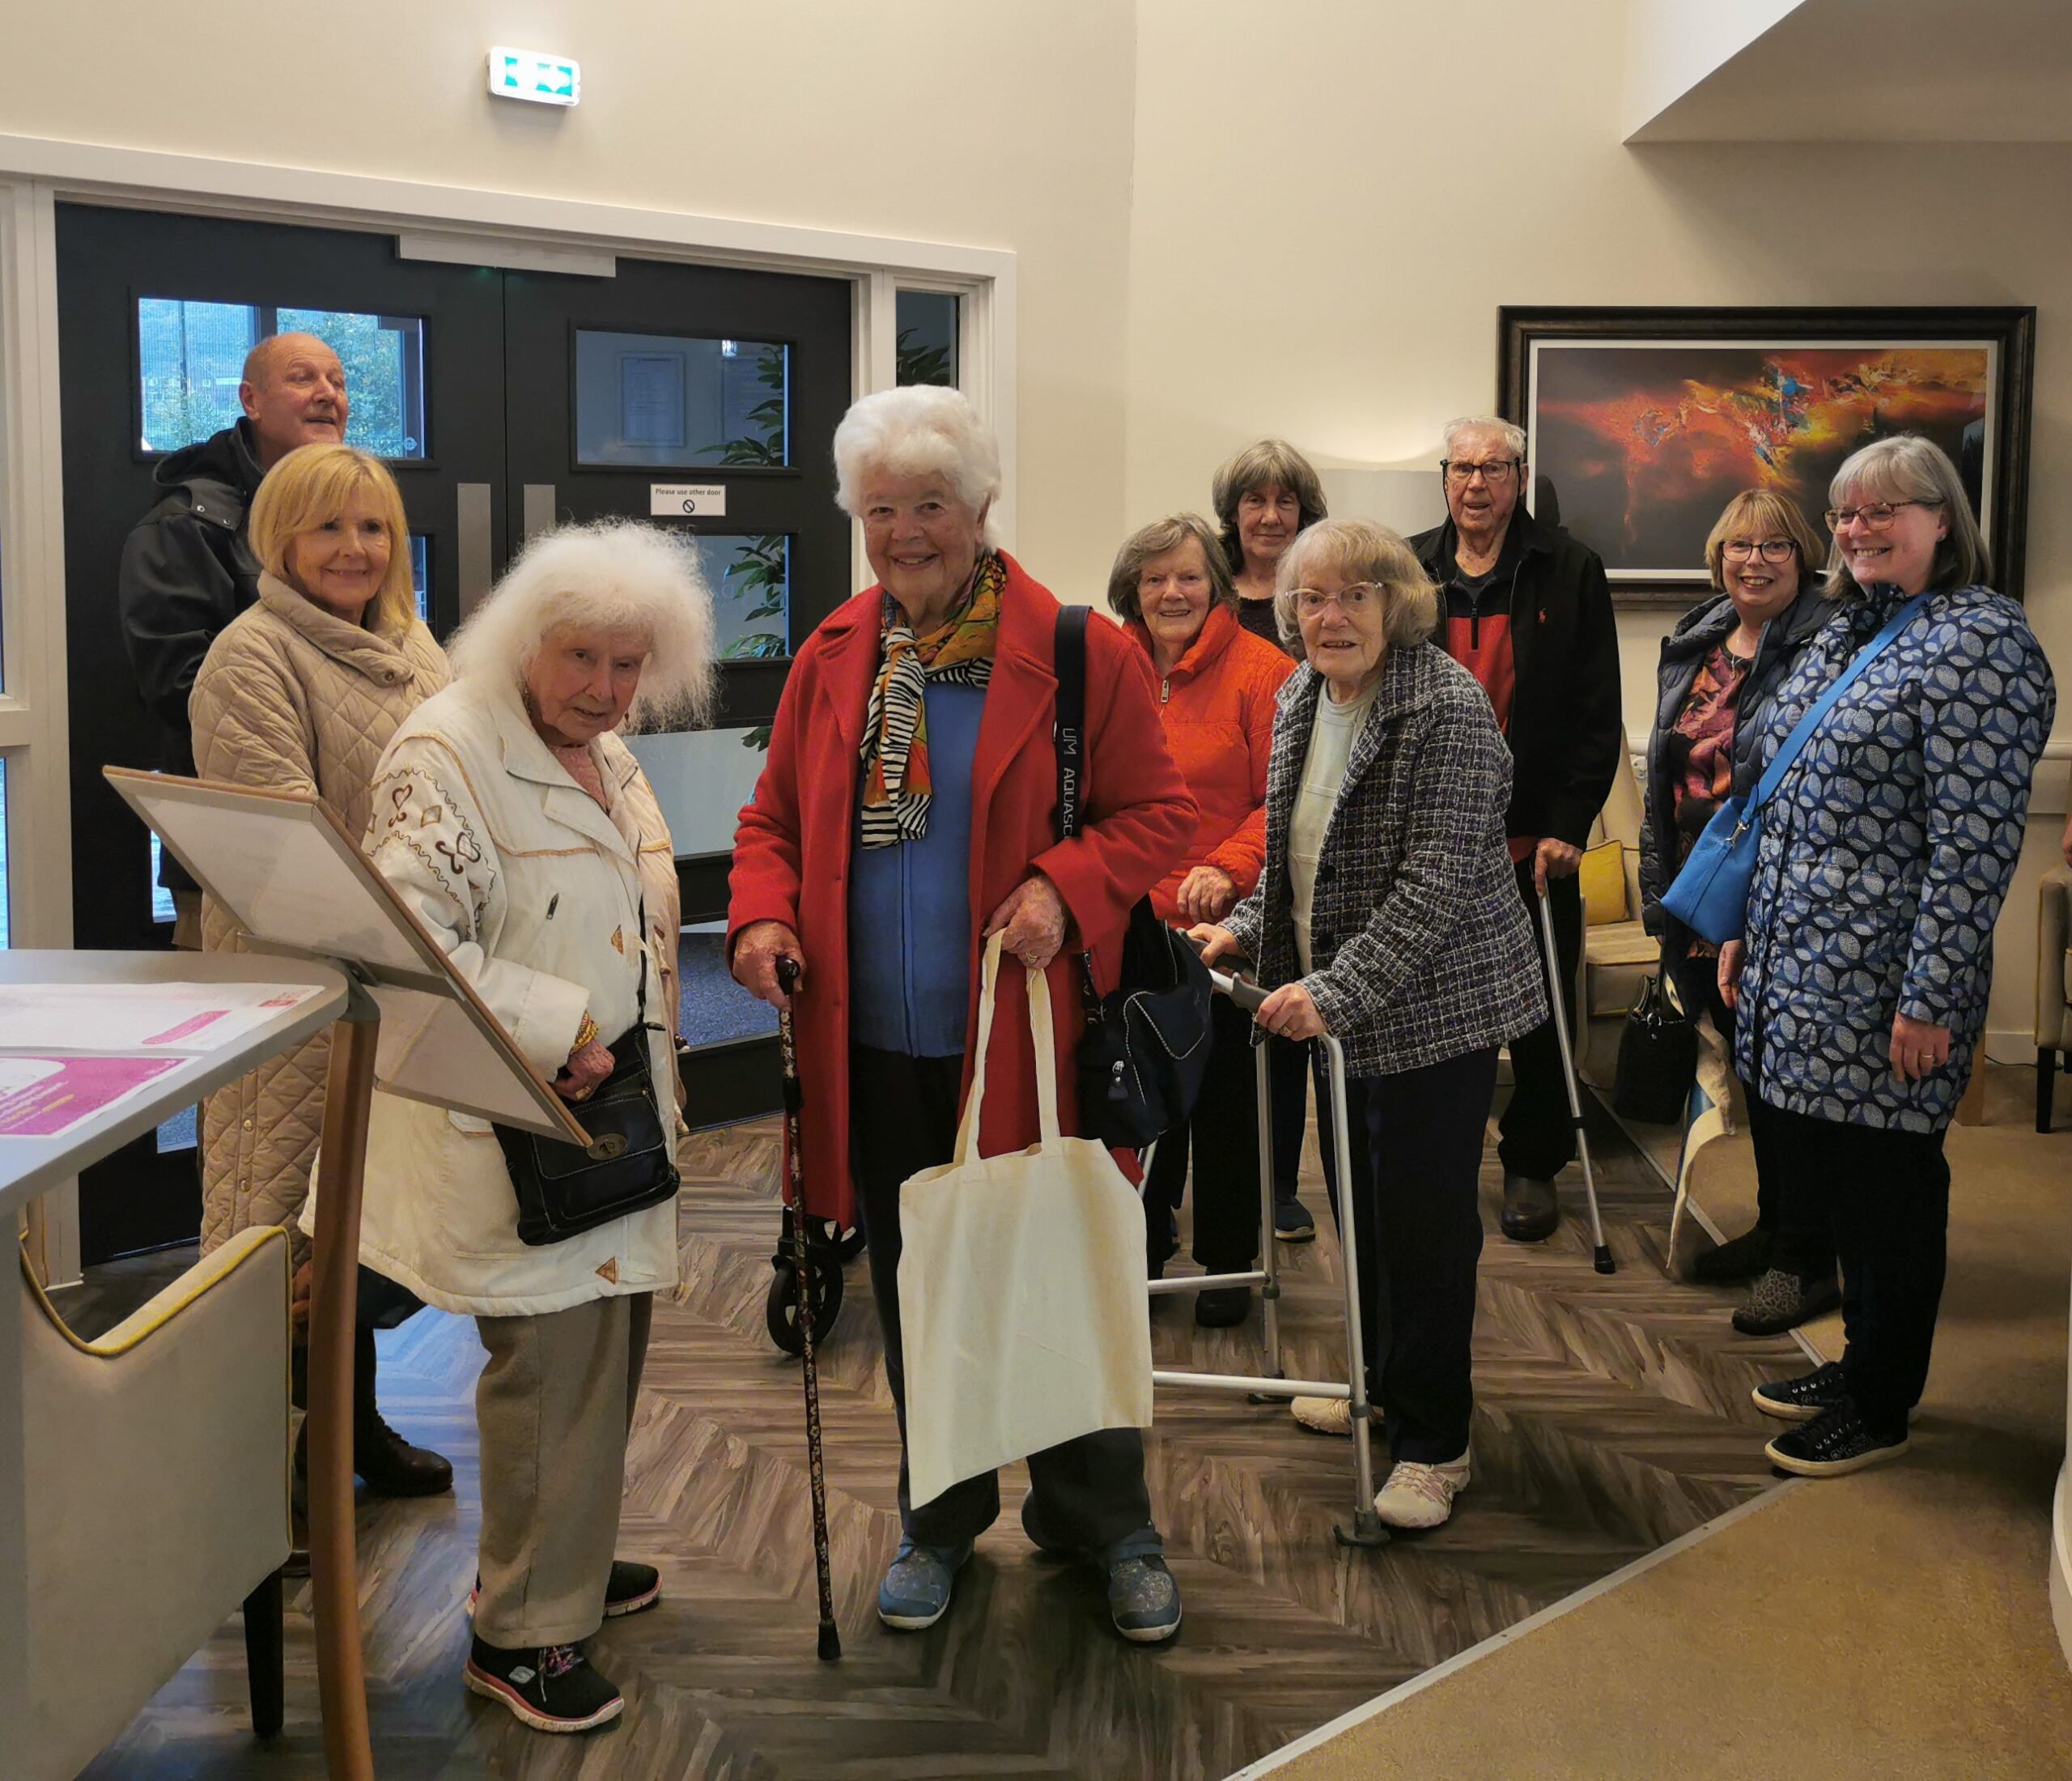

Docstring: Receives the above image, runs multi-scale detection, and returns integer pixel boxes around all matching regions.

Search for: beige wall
[1124,0,2070,1042]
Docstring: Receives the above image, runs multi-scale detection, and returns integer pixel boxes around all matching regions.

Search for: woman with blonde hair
[189,440,453,1498]
[1192,518,1544,1530]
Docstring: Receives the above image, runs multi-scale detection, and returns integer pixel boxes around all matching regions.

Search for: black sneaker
[1764,1402,1909,1477]
[604,1560,661,1618]
[1194,1286,1250,1328]
[1274,1197,1316,1243]
[464,1638,622,1733]
[1751,1361,1849,1422]
[1692,1224,1772,1284]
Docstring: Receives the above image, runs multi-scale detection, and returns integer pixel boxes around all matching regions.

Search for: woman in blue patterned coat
[1722,434,2055,1479]
[1192,519,1546,1531]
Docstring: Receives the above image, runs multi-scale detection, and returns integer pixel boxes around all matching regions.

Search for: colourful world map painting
[1528,342,1993,584]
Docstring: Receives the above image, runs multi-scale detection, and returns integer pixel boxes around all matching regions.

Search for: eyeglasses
[1294,583,1378,617]
[1721,539,1798,563]
[1824,499,1942,532]
[1441,459,1520,485]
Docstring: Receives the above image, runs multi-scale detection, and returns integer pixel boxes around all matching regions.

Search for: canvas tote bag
[897,933,1155,1509]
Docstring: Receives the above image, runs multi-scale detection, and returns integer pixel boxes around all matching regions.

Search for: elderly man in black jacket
[117,332,350,944]
[1411,415,1620,1243]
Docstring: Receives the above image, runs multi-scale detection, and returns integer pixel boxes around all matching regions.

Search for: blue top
[847,682,987,1057]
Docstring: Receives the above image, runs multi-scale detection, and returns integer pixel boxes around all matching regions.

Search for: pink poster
[0,1055,183,1138]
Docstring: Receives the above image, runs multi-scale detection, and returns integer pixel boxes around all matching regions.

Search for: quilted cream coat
[322,675,683,1317]
[190,574,449,1260]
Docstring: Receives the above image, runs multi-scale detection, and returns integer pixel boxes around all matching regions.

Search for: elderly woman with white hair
[339,520,712,1734]
[729,387,1194,1643]
[1721,434,2054,1481]
[1191,518,1545,1532]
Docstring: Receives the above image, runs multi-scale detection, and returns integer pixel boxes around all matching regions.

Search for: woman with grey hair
[1107,512,1293,1323]
[334,519,711,1732]
[729,387,1194,1643]
[1191,518,1544,1529]
[1722,433,2054,1479]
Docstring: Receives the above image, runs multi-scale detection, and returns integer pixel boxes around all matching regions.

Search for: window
[410,534,429,623]
[696,533,791,665]
[137,297,427,459]
[896,291,959,388]
[573,330,788,469]
[0,757,10,948]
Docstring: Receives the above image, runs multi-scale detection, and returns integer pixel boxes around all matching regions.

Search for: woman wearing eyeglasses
[1637,489,1835,1335]
[1191,519,1545,1530]
[1722,434,2054,1478]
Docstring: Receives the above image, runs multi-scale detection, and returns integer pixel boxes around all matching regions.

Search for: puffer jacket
[1637,587,1828,957]
[1223,645,1547,1078]
[1735,582,2055,1131]
[190,574,450,1259]
[1127,603,1294,921]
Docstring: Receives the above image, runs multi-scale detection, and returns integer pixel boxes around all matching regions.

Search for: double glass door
[57,202,849,1260]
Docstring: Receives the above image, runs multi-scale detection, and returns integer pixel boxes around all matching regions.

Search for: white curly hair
[448,520,718,733]
[833,385,1002,533]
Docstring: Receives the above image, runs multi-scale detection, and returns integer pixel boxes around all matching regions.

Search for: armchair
[20,1223,292,1779]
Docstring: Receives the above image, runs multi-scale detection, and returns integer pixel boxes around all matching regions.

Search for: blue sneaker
[1108,1555,1182,1643]
[876,1539,971,1631]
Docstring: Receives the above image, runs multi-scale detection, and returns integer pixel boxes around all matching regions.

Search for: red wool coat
[728,554,1195,1224]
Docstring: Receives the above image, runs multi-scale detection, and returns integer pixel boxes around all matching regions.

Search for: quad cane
[1535,883,1615,1275]
[775,957,842,1660]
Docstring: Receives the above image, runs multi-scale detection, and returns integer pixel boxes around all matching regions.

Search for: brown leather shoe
[1501,1173,1560,1242]
[353,1408,454,1497]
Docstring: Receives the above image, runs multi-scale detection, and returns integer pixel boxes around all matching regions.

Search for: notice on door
[650,482,727,518]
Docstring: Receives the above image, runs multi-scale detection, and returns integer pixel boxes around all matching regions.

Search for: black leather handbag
[1612,971,1699,1125]
[1054,606,1216,1150]
[493,931,679,1247]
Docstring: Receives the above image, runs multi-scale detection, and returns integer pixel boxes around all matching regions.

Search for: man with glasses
[1411,415,1620,1243]
[119,332,350,946]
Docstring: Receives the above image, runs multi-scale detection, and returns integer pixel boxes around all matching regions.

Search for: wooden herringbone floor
[84,1099,1802,1779]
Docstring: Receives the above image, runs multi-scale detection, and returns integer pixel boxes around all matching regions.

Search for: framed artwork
[1498,307,2036,608]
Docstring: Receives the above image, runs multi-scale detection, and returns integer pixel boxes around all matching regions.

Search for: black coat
[118,419,265,780]
[1635,586,1830,956]
[1410,506,1621,851]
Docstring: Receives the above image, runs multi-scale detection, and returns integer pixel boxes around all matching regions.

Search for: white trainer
[1290,1395,1352,1436]
[1373,1455,1469,1530]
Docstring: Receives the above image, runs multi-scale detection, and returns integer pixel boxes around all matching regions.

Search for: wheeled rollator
[765,1209,864,1356]
[1148,955,1388,1549]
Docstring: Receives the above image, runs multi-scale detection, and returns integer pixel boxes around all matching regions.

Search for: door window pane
[138,297,427,460]
[693,533,791,665]
[410,534,430,623]
[896,291,960,388]
[0,757,10,948]
[574,331,788,468]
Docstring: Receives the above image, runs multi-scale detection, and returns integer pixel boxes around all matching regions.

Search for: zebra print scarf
[858,552,1004,848]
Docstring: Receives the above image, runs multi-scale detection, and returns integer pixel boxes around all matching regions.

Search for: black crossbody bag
[1054,606,1215,1149]
[493,904,679,1247]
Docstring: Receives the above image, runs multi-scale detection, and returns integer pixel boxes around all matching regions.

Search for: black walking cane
[776,956,842,1660]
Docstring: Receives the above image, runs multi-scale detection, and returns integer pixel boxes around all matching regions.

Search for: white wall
[1124,0,2071,1044]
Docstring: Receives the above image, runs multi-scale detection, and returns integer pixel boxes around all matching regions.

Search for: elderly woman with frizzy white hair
[729,386,1194,1646]
[330,518,714,1734]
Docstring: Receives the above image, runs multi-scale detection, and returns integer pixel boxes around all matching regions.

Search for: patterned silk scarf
[859,551,1004,848]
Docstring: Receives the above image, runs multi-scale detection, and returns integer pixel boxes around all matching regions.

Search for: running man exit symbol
[487,47,582,107]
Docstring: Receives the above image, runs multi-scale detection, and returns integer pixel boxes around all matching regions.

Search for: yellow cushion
[1579,840,1629,927]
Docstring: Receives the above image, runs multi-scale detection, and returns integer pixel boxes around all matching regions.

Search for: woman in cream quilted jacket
[189,441,453,1498]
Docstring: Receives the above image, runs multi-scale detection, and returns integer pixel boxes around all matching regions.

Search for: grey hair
[1274,518,1439,650]
[447,520,718,732]
[1821,432,1988,598]
[1441,414,1526,463]
[1106,512,1237,620]
[833,386,1001,534]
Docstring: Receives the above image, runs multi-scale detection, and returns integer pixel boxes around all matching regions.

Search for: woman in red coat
[1108,513,1293,1328]
[728,387,1194,1646]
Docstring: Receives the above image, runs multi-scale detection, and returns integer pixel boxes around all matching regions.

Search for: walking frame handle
[1177,929,1268,1015]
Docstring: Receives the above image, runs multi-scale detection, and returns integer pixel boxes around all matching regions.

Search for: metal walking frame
[1145,954,1388,1549]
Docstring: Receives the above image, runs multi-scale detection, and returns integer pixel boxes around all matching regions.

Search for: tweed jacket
[1734,582,2055,1131]
[189,574,449,1263]
[1223,644,1547,1077]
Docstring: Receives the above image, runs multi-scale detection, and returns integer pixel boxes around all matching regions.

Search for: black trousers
[1315,1044,1497,1464]
[850,1046,1161,1561]
[1144,995,1263,1275]
[1266,1035,1310,1202]
[1755,1099,1950,1434]
[1497,860,1582,1182]
[1672,954,1836,1282]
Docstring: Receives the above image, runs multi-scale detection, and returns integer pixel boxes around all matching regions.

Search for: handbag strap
[1747,592,1932,818]
[1052,606,1103,1022]
[953,932,1064,1167]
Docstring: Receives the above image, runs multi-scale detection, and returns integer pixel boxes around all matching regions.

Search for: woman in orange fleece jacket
[1109,512,1294,1326]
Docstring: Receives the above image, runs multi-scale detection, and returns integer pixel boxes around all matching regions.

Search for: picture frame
[1497,306,2036,609]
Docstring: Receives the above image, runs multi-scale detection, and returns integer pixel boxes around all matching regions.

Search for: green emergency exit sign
[487,47,580,108]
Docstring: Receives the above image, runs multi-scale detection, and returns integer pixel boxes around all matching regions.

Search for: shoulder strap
[1749,593,1931,816]
[1055,605,1089,840]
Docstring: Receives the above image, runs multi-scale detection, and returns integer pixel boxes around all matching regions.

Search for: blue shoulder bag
[1662,593,1930,945]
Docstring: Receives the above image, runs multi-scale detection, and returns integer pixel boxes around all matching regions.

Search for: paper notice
[0,981,324,1055]
[0,1055,184,1138]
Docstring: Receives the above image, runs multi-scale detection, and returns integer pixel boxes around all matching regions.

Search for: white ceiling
[1628,0,2072,142]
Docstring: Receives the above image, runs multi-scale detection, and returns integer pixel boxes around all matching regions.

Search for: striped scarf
[858,552,1004,848]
